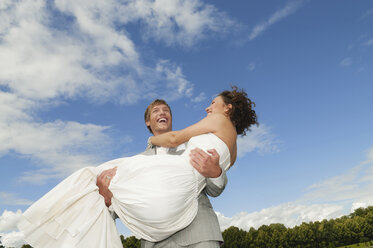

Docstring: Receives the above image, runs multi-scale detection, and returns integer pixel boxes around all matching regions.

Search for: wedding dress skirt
[18,133,231,248]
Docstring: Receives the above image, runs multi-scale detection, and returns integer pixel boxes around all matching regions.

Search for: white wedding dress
[18,133,231,248]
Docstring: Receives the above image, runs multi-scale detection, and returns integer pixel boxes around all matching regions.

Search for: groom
[97,99,227,248]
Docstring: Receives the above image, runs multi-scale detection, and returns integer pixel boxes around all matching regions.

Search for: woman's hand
[96,167,117,207]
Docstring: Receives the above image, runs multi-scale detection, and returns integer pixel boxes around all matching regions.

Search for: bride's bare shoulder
[205,113,236,141]
[207,113,235,131]
[203,113,230,125]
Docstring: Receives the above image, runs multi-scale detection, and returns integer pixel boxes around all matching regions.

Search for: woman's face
[205,96,231,116]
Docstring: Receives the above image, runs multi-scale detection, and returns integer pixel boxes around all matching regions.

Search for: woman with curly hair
[18,86,258,248]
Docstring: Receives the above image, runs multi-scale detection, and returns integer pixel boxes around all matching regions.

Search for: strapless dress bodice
[182,133,231,194]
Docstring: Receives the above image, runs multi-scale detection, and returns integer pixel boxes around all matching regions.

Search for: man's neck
[153,130,172,136]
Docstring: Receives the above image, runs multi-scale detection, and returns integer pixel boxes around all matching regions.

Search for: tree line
[221,206,373,248]
[13,206,373,248]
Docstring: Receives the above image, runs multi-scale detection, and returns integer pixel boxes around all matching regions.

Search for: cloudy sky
[1,0,373,246]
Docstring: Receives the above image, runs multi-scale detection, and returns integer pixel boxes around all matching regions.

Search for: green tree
[266,223,287,248]
[246,227,258,248]
[222,226,248,248]
[120,235,140,248]
[363,210,373,240]
[217,206,373,247]
[253,225,271,248]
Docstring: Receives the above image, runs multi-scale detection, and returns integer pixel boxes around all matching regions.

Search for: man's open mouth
[157,118,167,123]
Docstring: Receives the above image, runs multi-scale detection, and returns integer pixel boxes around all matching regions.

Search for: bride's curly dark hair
[219,86,258,136]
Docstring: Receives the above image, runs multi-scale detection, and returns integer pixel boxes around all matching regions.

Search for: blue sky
[1,0,373,246]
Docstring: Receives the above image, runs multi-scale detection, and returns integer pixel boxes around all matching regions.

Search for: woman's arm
[150,113,227,147]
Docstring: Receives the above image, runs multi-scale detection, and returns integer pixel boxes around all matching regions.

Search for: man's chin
[155,126,171,133]
[155,125,171,132]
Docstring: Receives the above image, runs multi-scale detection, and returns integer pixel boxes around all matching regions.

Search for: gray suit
[141,144,228,248]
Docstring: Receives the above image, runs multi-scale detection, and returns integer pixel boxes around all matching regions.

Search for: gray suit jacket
[141,143,228,245]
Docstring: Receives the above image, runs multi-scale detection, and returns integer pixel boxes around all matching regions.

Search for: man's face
[146,104,172,136]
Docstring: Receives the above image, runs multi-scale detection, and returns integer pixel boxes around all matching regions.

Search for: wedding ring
[106,175,111,180]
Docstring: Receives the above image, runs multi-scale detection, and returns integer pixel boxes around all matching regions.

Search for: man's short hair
[144,99,172,133]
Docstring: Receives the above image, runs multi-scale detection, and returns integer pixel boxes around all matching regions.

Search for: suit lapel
[142,146,156,155]
[142,143,186,155]
[168,147,185,155]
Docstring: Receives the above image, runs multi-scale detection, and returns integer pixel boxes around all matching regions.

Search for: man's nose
[159,109,166,115]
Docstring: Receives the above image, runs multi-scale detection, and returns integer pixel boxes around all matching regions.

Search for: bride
[18,86,258,248]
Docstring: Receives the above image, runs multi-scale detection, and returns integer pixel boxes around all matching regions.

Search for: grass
[337,241,373,248]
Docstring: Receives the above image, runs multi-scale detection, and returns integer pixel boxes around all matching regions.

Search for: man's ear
[145,120,150,127]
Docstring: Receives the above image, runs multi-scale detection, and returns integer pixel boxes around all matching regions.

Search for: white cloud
[0,91,113,182]
[247,62,256,71]
[0,117,112,183]
[365,38,373,46]
[0,0,140,103]
[117,0,234,47]
[54,0,234,48]
[0,210,26,247]
[219,145,373,231]
[154,60,194,101]
[0,0,231,183]
[0,0,230,104]
[237,124,279,157]
[340,57,352,67]
[0,210,23,232]
[295,145,373,220]
[360,8,373,21]
[367,146,373,161]
[249,0,304,41]
[0,92,34,123]
[0,231,25,248]
[0,193,33,206]
[216,203,344,231]
[351,202,369,212]
[0,94,112,185]
[301,146,373,205]
[191,92,207,103]
[0,0,12,10]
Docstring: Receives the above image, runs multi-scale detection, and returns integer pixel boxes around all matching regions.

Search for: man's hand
[189,148,222,178]
[96,167,117,207]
